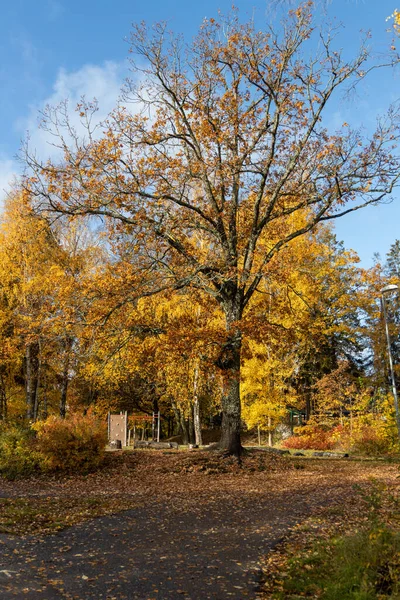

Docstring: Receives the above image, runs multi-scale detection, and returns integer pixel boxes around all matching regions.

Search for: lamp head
[381,284,399,294]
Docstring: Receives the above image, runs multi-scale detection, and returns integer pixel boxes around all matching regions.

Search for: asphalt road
[0,491,312,600]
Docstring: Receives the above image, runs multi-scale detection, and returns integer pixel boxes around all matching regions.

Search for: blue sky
[1,0,399,266]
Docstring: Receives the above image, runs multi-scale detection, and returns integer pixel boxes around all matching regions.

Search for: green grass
[275,526,400,599]
[263,479,400,599]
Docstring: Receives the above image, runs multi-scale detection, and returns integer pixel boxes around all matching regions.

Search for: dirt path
[0,452,398,599]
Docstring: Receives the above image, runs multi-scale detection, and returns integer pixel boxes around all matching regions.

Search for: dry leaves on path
[0,450,398,537]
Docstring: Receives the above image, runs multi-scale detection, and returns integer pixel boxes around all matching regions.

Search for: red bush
[282,423,338,451]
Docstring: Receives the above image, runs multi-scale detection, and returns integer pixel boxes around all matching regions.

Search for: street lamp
[381,284,400,439]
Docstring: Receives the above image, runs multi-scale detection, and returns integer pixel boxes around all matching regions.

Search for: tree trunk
[26,343,39,421]
[182,414,190,445]
[305,389,312,421]
[59,370,68,418]
[33,340,42,422]
[0,372,7,421]
[193,365,202,446]
[217,320,242,456]
[26,344,33,420]
[60,335,73,418]
[188,406,195,444]
[167,415,173,437]
[171,398,189,445]
[33,355,41,422]
[0,389,6,421]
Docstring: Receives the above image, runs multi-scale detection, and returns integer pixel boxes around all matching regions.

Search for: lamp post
[381,284,400,439]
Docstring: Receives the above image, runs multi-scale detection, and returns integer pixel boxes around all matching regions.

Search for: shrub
[33,413,107,473]
[282,415,399,456]
[0,426,42,480]
[282,422,338,451]
[350,423,397,456]
[334,415,399,456]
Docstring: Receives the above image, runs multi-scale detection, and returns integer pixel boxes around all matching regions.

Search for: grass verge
[261,480,400,599]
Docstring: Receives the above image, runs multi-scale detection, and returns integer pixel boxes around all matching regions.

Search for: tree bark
[59,336,73,418]
[59,370,68,418]
[33,352,41,422]
[0,389,6,421]
[305,388,312,421]
[0,390,6,421]
[0,372,7,421]
[193,365,202,446]
[188,405,195,445]
[268,416,272,447]
[26,345,33,420]
[217,320,242,456]
[182,414,190,445]
[152,398,159,441]
[33,341,42,421]
[167,415,173,437]
[26,343,39,421]
[171,398,189,445]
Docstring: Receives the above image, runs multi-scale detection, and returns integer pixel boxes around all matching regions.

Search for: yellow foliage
[387,9,400,34]
[241,340,293,430]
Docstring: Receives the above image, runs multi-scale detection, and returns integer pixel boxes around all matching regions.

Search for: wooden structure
[108,411,162,447]
[108,412,128,447]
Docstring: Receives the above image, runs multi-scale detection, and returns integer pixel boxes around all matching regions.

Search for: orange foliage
[33,413,107,473]
[283,423,341,451]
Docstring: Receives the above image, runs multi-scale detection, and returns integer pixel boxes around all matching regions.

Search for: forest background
[1,1,400,461]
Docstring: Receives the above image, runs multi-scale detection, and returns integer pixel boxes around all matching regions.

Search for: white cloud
[47,61,123,109]
[0,60,127,204]
[18,60,126,163]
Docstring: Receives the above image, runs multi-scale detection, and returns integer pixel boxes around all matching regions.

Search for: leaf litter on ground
[0,450,399,538]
